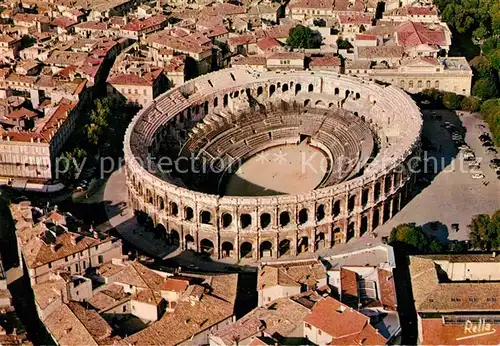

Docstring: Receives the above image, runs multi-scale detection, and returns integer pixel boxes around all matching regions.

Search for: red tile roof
[304,297,386,344]
[407,7,437,16]
[340,268,358,307]
[257,37,281,51]
[356,34,377,40]
[108,68,162,86]
[160,277,190,293]
[338,14,372,25]
[378,268,397,310]
[122,15,166,32]
[51,16,78,29]
[310,55,341,67]
[396,21,446,48]
[7,107,37,120]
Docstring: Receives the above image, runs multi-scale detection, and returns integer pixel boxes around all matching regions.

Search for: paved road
[376,110,499,242]
[102,110,499,265]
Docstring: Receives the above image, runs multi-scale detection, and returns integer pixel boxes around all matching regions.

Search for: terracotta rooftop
[258,260,326,290]
[356,34,377,40]
[232,55,267,67]
[304,297,386,344]
[51,16,78,29]
[33,277,66,310]
[122,15,166,32]
[212,292,315,344]
[396,21,447,48]
[11,203,111,268]
[338,14,372,25]
[357,45,404,58]
[340,267,358,307]
[310,55,341,67]
[108,68,162,86]
[409,255,500,312]
[44,303,98,346]
[7,107,37,120]
[256,37,281,52]
[378,268,397,310]
[76,21,108,30]
[67,301,113,342]
[160,277,190,293]
[123,274,238,345]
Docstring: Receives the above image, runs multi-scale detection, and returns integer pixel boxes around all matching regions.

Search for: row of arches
[400,80,439,89]
[131,169,408,230]
[142,186,410,260]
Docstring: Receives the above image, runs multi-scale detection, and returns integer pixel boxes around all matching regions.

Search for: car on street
[479,134,491,142]
[459,144,470,151]
[482,141,493,147]
[486,147,498,155]
[472,173,485,179]
[468,163,481,170]
[490,159,500,169]
[421,100,431,105]
[187,264,200,270]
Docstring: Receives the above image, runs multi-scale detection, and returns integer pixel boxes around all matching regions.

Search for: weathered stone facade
[124,68,422,261]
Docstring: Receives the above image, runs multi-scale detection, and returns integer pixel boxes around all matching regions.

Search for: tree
[472,78,498,100]
[442,92,462,110]
[421,88,443,105]
[460,95,481,112]
[336,38,353,50]
[389,223,431,253]
[286,25,320,49]
[481,98,500,146]
[468,210,500,250]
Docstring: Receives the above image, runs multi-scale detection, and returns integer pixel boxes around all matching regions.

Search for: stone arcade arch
[221,241,234,258]
[279,239,291,257]
[270,84,276,96]
[200,210,212,224]
[222,213,233,228]
[347,222,355,242]
[282,84,289,92]
[184,207,194,221]
[279,211,291,227]
[308,84,314,92]
[257,86,263,96]
[260,213,271,229]
[297,236,309,254]
[169,229,180,245]
[348,195,356,213]
[298,208,308,225]
[333,200,341,217]
[295,83,301,95]
[333,227,342,244]
[185,234,195,250]
[200,239,214,254]
[223,94,229,106]
[240,242,253,258]
[240,214,252,229]
[158,197,165,210]
[170,202,178,216]
[316,204,325,221]
[334,87,340,95]
[316,232,326,250]
[260,241,273,258]
[373,208,380,229]
[360,216,368,236]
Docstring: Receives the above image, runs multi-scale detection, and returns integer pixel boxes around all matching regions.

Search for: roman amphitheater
[124,68,422,260]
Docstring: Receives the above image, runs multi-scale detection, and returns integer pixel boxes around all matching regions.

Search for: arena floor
[222,142,328,196]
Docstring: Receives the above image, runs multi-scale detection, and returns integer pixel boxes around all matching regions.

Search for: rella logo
[455,319,497,341]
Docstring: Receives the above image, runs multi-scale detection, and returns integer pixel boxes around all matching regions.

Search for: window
[305,323,311,329]
[67,266,71,272]
[73,254,76,258]
[98,255,104,264]
[48,262,52,269]
[267,297,271,302]
[123,305,127,312]
[95,245,99,250]
[65,256,68,262]
[76,291,79,296]
[75,264,79,272]
[318,330,322,335]
[83,261,86,269]
[487,297,497,302]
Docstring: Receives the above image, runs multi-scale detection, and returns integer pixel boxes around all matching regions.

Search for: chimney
[493,251,497,258]
[50,243,56,252]
[70,235,77,245]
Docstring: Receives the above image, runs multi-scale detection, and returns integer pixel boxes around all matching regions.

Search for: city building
[258,259,327,306]
[107,67,164,107]
[10,202,122,285]
[410,254,500,345]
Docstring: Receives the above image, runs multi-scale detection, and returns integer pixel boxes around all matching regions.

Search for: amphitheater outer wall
[123,68,422,260]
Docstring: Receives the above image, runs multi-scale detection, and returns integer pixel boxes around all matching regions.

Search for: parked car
[472,173,485,179]
[459,144,470,151]
[486,147,498,155]
[490,159,500,169]
[482,141,493,147]
[479,134,491,142]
